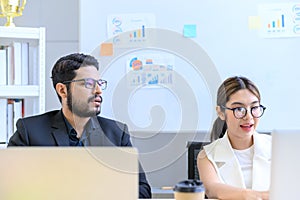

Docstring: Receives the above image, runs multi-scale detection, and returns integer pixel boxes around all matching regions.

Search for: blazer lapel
[252,133,271,190]
[212,134,246,188]
[86,117,114,146]
[51,110,69,146]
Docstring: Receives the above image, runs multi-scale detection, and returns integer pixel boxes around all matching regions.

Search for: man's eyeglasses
[221,105,266,119]
[63,78,107,90]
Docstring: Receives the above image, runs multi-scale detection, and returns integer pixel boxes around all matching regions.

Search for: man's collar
[61,110,75,135]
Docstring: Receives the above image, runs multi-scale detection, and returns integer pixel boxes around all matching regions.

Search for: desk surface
[152,187,174,199]
[151,187,218,200]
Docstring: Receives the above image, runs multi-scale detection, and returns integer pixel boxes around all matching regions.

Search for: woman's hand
[242,189,269,200]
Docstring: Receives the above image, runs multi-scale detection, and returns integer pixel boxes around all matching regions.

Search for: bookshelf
[0,27,45,147]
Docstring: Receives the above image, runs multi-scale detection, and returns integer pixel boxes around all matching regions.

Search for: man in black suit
[8,53,152,198]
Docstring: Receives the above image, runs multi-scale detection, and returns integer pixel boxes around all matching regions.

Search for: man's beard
[67,91,102,117]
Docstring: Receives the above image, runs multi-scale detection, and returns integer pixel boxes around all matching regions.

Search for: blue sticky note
[183,24,197,38]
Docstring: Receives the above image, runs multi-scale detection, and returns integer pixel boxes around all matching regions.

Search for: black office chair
[187,141,210,180]
[187,141,210,199]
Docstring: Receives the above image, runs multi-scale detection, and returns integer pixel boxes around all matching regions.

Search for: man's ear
[216,106,225,120]
[55,83,68,100]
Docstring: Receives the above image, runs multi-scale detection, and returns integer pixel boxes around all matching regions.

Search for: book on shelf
[0,42,30,86]
[0,99,7,143]
[13,99,23,134]
[21,42,29,85]
[28,45,38,85]
[0,46,7,85]
[6,99,24,143]
[12,42,22,85]
[6,45,14,85]
[7,99,14,143]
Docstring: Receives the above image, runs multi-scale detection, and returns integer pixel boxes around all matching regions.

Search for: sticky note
[183,24,197,38]
[248,16,261,30]
[100,43,113,56]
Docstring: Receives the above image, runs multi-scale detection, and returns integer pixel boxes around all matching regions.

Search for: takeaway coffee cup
[174,180,205,200]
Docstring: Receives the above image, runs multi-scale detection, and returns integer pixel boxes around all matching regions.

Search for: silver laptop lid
[0,147,138,200]
[270,130,300,200]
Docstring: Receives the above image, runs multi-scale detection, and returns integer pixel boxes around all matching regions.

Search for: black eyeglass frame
[221,105,266,119]
[63,78,107,90]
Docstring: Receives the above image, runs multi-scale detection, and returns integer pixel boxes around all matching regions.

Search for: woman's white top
[233,145,254,189]
[203,131,271,190]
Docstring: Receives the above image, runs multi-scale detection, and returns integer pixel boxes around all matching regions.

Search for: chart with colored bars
[129,25,146,42]
[259,3,300,37]
[126,55,174,88]
[267,14,285,32]
[107,13,156,47]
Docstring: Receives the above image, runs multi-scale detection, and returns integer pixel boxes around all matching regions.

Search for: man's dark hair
[51,53,99,102]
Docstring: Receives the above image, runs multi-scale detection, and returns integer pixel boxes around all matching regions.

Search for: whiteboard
[79,0,300,132]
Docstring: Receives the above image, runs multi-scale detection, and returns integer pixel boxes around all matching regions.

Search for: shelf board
[0,85,40,98]
[0,27,43,39]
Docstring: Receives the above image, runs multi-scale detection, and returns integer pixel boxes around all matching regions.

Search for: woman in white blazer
[197,76,271,200]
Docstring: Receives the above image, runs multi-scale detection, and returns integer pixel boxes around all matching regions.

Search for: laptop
[0,147,138,200]
[270,130,300,200]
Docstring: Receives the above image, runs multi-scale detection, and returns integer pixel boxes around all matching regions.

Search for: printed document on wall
[106,13,156,39]
[126,53,174,88]
[258,3,300,38]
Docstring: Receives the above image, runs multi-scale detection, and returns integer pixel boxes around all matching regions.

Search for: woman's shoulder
[203,136,226,150]
[198,149,207,158]
[201,139,224,159]
[197,149,211,165]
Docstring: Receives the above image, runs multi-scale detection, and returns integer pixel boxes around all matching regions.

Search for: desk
[151,187,218,199]
[152,187,174,198]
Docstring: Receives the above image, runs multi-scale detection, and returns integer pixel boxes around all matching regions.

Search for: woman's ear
[216,106,225,120]
[56,83,68,100]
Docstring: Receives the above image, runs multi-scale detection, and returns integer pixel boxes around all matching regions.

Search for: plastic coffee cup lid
[174,180,205,193]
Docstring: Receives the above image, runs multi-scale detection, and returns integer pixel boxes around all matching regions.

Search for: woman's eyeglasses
[221,105,266,119]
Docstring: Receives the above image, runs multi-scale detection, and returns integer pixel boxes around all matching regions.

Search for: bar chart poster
[259,3,300,38]
[106,13,156,47]
[126,54,174,88]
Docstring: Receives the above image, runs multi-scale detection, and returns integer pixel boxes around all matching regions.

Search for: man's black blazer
[8,110,151,198]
